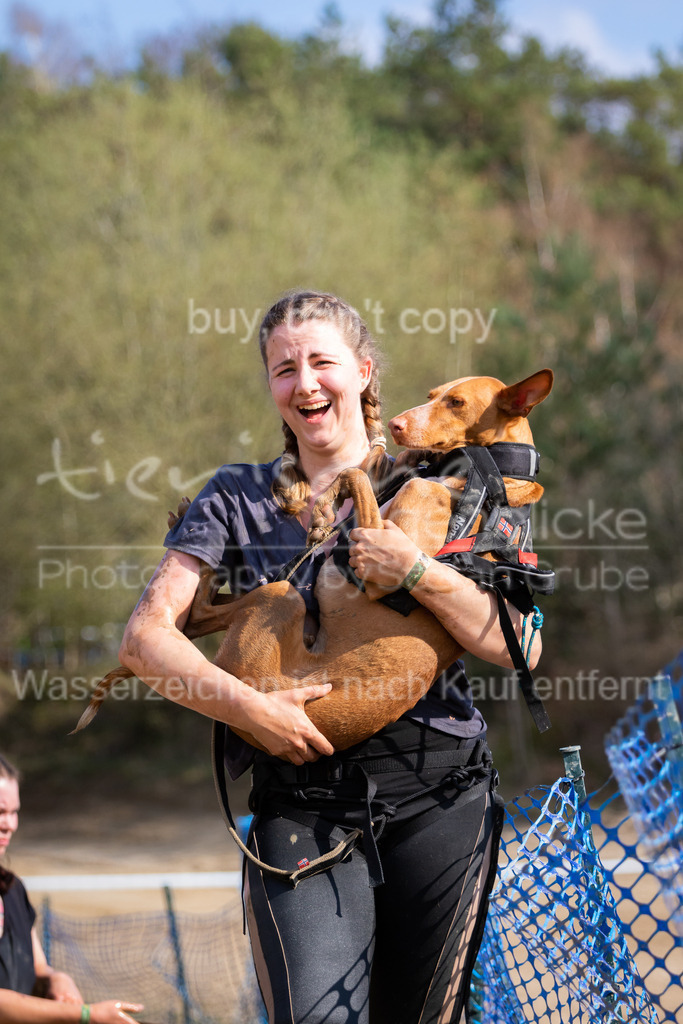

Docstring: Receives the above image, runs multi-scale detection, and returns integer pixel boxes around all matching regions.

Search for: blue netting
[37,899,263,1024]
[605,649,683,939]
[472,649,683,1024]
[471,780,661,1023]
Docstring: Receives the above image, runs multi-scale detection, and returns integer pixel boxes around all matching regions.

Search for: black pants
[243,721,503,1024]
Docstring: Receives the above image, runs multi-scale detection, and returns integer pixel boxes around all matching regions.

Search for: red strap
[519,550,538,566]
[436,536,476,557]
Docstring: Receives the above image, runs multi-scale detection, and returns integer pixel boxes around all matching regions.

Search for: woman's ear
[359,357,373,390]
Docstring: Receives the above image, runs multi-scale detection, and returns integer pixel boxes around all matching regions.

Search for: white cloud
[339,1,433,66]
[509,3,654,76]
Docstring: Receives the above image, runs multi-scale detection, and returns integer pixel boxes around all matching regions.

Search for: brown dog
[73,369,553,749]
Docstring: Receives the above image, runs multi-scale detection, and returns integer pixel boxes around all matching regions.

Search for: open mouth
[298,400,331,423]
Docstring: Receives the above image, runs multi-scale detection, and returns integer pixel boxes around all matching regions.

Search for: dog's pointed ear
[497,369,554,418]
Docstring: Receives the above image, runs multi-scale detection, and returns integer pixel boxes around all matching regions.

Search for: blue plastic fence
[472,649,683,1024]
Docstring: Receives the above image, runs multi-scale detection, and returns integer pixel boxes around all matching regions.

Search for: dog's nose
[388,416,405,438]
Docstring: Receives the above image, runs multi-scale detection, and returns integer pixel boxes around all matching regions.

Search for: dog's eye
[446,396,464,408]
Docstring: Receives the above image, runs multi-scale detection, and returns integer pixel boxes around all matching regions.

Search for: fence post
[560,745,586,803]
[649,672,683,793]
[163,886,191,1024]
[41,896,52,965]
[560,746,623,1021]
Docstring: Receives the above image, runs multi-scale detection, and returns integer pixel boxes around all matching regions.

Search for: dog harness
[333,442,554,732]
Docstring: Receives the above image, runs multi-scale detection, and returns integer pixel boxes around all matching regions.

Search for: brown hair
[0,755,19,783]
[259,291,392,515]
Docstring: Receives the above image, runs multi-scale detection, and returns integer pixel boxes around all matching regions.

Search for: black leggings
[243,723,502,1024]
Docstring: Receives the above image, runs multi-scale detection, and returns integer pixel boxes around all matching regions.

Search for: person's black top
[0,869,36,995]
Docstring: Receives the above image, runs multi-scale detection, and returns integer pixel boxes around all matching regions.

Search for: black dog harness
[333,443,554,732]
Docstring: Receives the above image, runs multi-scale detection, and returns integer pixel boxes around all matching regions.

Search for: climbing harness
[213,718,495,888]
[212,722,362,888]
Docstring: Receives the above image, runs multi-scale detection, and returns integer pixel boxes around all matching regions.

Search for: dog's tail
[69,666,135,734]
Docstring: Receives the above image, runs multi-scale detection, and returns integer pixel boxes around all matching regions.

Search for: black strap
[269,743,484,784]
[441,453,489,544]
[211,722,362,887]
[429,443,540,483]
[491,586,551,733]
[465,447,509,506]
[436,551,555,600]
[485,442,540,481]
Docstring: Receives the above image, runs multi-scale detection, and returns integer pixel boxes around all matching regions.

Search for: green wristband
[400,552,431,592]
[80,1006,91,1024]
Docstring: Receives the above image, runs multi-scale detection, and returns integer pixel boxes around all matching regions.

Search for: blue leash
[521,606,544,664]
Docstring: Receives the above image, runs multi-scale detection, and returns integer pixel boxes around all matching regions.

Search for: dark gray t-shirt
[164,459,486,774]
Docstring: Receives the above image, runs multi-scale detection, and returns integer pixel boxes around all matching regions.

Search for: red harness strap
[435,537,476,556]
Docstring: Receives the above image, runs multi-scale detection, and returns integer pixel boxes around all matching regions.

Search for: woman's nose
[293,363,319,395]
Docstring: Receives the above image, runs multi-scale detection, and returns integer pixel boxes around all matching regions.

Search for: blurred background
[1,0,682,829]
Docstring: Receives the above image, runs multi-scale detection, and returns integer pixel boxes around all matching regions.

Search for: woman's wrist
[399,552,432,592]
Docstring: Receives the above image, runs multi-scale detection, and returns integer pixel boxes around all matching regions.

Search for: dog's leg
[308,467,383,544]
[360,478,455,601]
[184,562,242,639]
[309,468,383,546]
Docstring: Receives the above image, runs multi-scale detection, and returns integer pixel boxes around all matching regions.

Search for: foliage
[1,0,682,790]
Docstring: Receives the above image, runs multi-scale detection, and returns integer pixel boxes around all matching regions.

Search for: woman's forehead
[266,320,352,359]
[0,777,19,806]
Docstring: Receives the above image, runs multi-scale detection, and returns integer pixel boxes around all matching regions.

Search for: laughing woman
[119,291,540,1024]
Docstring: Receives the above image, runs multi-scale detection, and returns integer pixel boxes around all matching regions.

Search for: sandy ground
[9,800,245,917]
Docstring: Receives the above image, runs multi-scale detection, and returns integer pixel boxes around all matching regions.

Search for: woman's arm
[119,550,334,763]
[31,931,81,1003]
[3,939,140,1024]
[348,520,542,669]
[0,991,142,1024]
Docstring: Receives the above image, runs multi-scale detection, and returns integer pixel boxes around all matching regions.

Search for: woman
[0,755,142,1024]
[120,291,540,1024]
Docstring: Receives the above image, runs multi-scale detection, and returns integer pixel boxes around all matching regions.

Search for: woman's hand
[89,1002,143,1024]
[348,519,542,670]
[348,520,419,590]
[231,684,335,764]
[43,974,81,1004]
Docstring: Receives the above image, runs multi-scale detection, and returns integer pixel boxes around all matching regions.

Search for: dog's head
[388,369,553,451]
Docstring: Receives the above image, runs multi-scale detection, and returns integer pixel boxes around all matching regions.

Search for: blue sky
[1,0,681,76]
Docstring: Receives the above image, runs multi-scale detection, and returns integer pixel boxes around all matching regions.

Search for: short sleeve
[164,471,235,570]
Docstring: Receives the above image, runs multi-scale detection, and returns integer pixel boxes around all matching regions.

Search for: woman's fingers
[349,521,420,587]
[90,1000,144,1024]
[254,685,335,761]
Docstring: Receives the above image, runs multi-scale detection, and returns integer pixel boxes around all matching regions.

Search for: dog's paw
[308,501,336,545]
[167,495,192,529]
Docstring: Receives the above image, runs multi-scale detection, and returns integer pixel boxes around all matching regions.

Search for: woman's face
[0,777,19,857]
[266,321,372,457]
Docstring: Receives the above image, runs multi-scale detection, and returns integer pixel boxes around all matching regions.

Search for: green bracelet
[80,1005,91,1024]
[400,552,431,592]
